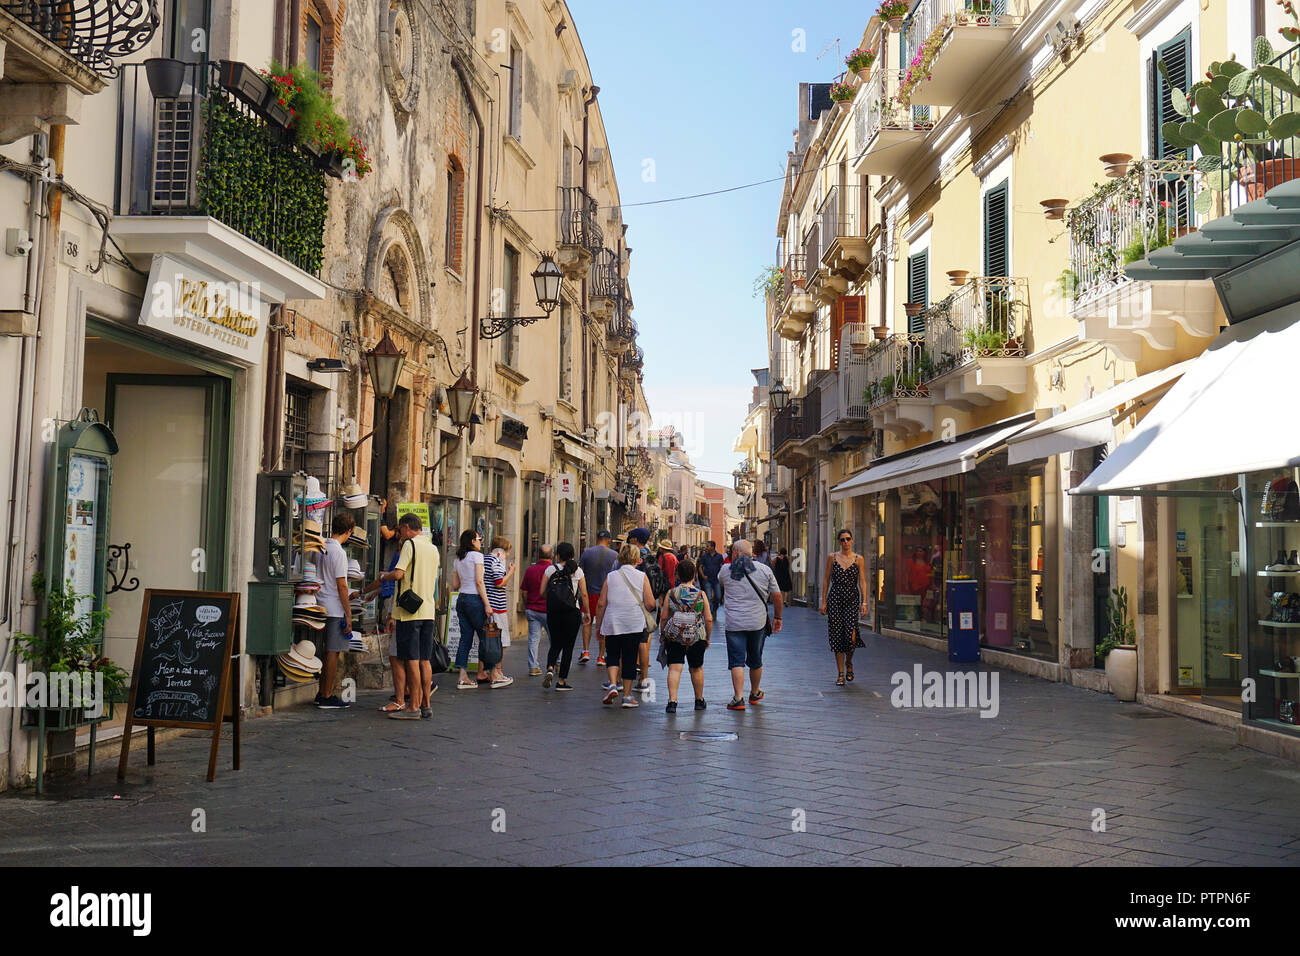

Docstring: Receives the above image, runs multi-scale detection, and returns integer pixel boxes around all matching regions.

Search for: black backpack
[545,566,581,618]
[640,559,670,600]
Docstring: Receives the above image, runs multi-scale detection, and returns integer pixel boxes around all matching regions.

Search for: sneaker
[420,706,432,719]
[542,670,555,689]
[490,676,514,689]
[529,667,543,677]
[602,686,619,705]
[635,680,652,692]
[1286,550,1300,572]
[726,697,746,711]
[622,696,639,709]
[578,652,590,665]
[1268,550,1289,571]
[318,696,350,709]
[388,709,420,720]
[596,656,606,666]
[665,701,677,714]
[695,699,707,711]
[555,681,574,692]
[748,690,765,705]
[313,693,325,707]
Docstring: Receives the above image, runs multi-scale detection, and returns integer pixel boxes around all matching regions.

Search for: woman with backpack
[658,557,713,713]
[541,542,591,691]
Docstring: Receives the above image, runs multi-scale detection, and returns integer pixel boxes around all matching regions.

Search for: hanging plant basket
[260,90,293,129]
[903,302,925,319]
[872,324,890,340]
[1100,153,1133,178]
[888,16,904,31]
[1039,198,1069,221]
[316,149,347,179]
[946,269,970,287]
[144,57,187,99]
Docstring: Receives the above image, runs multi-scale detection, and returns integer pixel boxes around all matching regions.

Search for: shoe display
[1266,550,1291,572]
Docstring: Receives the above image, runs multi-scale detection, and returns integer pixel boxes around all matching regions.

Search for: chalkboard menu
[129,591,237,725]
[119,590,241,782]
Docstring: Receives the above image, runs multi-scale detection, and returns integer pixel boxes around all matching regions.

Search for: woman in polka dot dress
[820,529,868,686]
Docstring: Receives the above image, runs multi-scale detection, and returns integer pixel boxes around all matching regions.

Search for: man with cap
[316,512,355,708]
[578,529,618,665]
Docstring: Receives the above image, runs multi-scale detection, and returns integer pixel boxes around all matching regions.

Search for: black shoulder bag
[396,540,425,615]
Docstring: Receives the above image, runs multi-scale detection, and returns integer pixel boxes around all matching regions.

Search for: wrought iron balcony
[560,185,602,252]
[605,307,636,355]
[115,60,327,276]
[588,248,620,320]
[1,0,159,79]
[772,401,805,454]
[832,323,876,430]
[776,252,815,339]
[621,345,644,380]
[851,69,939,177]
[902,0,1028,107]
[919,276,1030,408]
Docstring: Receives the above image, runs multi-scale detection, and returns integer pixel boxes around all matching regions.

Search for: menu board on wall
[397,501,432,538]
[442,591,478,667]
[63,454,101,620]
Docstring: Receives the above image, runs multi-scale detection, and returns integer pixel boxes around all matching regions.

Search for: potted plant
[829,81,856,106]
[144,57,188,99]
[903,301,925,320]
[878,0,909,31]
[217,60,270,111]
[259,67,298,127]
[872,323,890,339]
[1039,198,1069,220]
[1099,153,1132,178]
[878,374,896,399]
[14,575,129,731]
[846,47,877,81]
[1099,586,1138,701]
[946,269,969,287]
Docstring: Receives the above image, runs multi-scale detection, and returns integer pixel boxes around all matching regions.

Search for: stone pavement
[5,606,1300,867]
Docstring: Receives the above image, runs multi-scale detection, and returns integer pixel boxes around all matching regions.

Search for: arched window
[445,158,465,273]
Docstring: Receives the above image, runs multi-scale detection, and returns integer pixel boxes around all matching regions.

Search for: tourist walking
[482,537,515,688]
[657,539,679,587]
[753,539,770,566]
[772,547,794,606]
[381,513,441,719]
[821,529,868,686]
[699,540,724,611]
[718,539,783,711]
[593,541,656,709]
[451,530,492,689]
[542,542,591,691]
[658,557,712,713]
[633,529,671,692]
[521,545,554,676]
[578,529,618,665]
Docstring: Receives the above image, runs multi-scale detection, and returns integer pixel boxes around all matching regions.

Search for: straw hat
[284,640,323,673]
[277,657,317,683]
[347,526,369,548]
[341,482,369,510]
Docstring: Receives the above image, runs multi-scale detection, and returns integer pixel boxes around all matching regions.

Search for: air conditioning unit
[150,97,201,211]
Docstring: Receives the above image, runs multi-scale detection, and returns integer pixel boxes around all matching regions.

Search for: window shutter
[907,252,928,333]
[833,295,865,367]
[983,181,1009,278]
[1153,29,1192,159]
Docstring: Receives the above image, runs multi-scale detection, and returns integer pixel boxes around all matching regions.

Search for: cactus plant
[1159,6,1300,213]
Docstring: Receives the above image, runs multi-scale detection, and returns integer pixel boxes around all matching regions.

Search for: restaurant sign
[139,254,267,365]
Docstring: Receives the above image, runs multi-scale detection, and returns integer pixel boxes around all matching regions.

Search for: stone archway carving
[379,0,422,112]
[365,205,433,325]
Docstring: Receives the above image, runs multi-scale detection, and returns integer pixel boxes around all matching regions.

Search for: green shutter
[907,250,928,333]
[1153,28,1192,159]
[983,181,1009,278]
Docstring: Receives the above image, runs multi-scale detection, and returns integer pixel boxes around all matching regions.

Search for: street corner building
[740,0,1300,760]
[0,0,659,790]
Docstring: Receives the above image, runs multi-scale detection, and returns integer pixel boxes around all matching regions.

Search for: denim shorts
[725,628,766,670]
[395,618,435,661]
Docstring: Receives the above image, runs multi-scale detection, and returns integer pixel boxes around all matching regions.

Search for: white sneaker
[621,696,639,708]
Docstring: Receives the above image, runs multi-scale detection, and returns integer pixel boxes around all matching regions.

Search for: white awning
[830,417,1036,501]
[1074,305,1300,495]
[1006,361,1191,466]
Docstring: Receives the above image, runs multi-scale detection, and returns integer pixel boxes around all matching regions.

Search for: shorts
[603,632,643,674]
[395,618,435,661]
[725,628,766,670]
[322,617,349,654]
[665,639,707,669]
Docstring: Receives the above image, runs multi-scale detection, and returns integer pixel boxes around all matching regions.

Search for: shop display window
[1248,468,1300,732]
[891,479,956,637]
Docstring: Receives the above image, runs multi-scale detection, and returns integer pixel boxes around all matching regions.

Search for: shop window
[283,382,312,468]
[906,251,928,332]
[983,181,1009,278]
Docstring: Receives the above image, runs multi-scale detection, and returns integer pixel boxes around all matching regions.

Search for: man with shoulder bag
[381,513,442,719]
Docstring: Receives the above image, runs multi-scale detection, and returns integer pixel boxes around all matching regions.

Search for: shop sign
[557,474,577,502]
[139,255,267,365]
[397,502,432,539]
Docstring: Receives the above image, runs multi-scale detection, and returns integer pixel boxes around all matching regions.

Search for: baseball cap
[597,528,612,540]
[628,527,650,545]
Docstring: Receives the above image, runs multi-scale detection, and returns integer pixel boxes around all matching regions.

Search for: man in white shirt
[316,513,355,709]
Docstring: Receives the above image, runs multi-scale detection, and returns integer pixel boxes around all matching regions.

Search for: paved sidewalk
[4,606,1300,866]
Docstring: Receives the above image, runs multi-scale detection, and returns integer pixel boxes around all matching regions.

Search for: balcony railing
[903,0,1028,107]
[803,222,820,279]
[820,183,863,245]
[853,69,938,171]
[772,402,805,451]
[779,252,807,309]
[623,345,644,374]
[560,185,603,253]
[589,248,620,299]
[921,276,1030,371]
[837,323,877,422]
[1,0,160,77]
[1067,158,1199,302]
[116,61,327,275]
[863,334,931,408]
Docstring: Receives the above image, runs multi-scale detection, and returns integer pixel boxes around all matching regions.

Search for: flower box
[217,60,270,112]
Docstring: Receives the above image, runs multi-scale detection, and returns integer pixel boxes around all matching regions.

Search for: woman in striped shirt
[482,537,517,687]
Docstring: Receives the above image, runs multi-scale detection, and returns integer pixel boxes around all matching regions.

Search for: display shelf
[1258,620,1300,629]
[1260,669,1300,678]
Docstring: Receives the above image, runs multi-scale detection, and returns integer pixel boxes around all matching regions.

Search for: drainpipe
[580,86,598,432]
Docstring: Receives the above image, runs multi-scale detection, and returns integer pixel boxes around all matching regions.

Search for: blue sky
[568,0,868,484]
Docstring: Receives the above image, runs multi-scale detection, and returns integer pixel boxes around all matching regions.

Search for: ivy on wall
[197,92,327,275]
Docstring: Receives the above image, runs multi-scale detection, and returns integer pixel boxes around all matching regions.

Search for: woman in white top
[541,542,591,691]
[451,529,506,689]
[594,541,656,709]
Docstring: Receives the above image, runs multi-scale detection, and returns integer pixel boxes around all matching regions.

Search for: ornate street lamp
[364,329,406,401]
[425,368,480,477]
[481,252,565,339]
[769,379,790,412]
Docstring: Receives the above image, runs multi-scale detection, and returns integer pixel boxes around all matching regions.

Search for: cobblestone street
[3,607,1300,867]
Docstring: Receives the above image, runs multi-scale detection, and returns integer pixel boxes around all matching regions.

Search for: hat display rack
[340,481,377,633]
[277,459,337,686]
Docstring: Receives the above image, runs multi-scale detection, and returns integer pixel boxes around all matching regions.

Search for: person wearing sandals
[541,542,591,692]
[382,513,441,719]
[718,539,783,710]
[821,529,868,686]
[593,541,656,709]
[658,557,712,713]
[483,537,516,687]
[451,530,499,690]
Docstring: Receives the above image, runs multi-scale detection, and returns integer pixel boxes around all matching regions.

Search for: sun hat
[277,657,318,683]
[284,640,322,672]
[341,481,369,510]
[347,526,369,548]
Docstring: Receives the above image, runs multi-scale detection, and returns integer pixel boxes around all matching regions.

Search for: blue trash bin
[946,578,979,663]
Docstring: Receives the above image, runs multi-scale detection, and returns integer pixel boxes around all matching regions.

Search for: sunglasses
[839,537,852,543]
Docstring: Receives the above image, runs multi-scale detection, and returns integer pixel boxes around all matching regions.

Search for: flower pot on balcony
[1100,153,1133,178]
[260,84,295,129]
[1039,198,1069,221]
[316,149,347,179]
[217,59,270,111]
[850,328,872,353]
[1240,159,1300,200]
[945,269,969,287]
[872,325,890,340]
[144,58,187,100]
[887,16,904,31]
[903,302,924,319]
[856,68,874,83]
